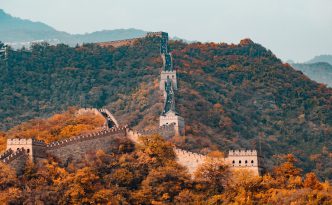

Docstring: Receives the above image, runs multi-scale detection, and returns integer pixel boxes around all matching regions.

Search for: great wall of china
[1,32,263,176]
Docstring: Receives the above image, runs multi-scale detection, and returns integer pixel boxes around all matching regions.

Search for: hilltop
[0,36,331,180]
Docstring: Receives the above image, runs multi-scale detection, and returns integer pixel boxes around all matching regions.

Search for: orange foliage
[5,108,104,144]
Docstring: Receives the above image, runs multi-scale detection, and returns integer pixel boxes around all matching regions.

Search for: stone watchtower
[160,111,185,136]
[225,150,263,176]
[6,138,46,162]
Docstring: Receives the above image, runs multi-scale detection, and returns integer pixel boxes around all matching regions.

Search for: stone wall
[174,148,207,175]
[2,148,28,175]
[97,38,141,48]
[0,148,13,160]
[46,127,127,164]
[136,123,176,139]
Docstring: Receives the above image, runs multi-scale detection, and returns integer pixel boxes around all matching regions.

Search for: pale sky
[1,0,332,62]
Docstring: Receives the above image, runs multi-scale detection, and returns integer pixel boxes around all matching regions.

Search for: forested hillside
[0,37,331,180]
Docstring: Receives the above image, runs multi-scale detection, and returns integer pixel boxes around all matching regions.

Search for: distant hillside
[307,54,332,65]
[292,62,332,87]
[0,9,147,47]
[0,37,331,180]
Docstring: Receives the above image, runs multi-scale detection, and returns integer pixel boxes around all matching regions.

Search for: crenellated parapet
[6,138,46,147]
[0,148,13,160]
[2,148,27,164]
[228,149,258,156]
[226,149,263,175]
[47,126,127,150]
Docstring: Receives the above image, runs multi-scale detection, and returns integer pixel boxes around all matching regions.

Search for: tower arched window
[27,149,30,153]
[245,160,248,166]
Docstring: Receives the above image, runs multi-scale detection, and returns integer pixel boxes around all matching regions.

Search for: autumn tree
[138,134,176,167]
[194,154,229,196]
[0,162,22,203]
[134,161,190,204]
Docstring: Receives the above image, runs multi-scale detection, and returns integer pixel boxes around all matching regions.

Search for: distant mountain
[292,62,332,87]
[0,9,69,43]
[0,9,147,47]
[307,55,332,65]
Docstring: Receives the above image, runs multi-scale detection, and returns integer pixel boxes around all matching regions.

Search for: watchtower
[6,138,46,162]
[160,111,185,136]
[225,150,263,176]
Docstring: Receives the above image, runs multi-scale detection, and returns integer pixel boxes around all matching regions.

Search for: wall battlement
[46,126,127,150]
[2,148,27,164]
[0,148,13,160]
[228,150,258,156]
[7,138,46,146]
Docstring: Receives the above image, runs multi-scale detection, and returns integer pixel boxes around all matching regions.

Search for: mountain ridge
[307,54,332,65]
[0,9,147,46]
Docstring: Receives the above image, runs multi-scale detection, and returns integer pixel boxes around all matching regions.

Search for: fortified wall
[2,122,262,176]
[2,126,128,173]
[46,127,127,164]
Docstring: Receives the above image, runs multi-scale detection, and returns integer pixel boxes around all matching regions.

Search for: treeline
[0,134,331,204]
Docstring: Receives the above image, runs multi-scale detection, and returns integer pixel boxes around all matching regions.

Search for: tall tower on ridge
[155,32,185,136]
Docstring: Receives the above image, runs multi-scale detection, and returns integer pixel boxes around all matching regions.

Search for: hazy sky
[1,0,331,62]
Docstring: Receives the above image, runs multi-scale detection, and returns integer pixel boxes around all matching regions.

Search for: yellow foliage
[5,108,105,143]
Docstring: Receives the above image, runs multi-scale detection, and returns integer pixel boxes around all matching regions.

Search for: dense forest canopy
[0,111,331,204]
[0,37,331,180]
